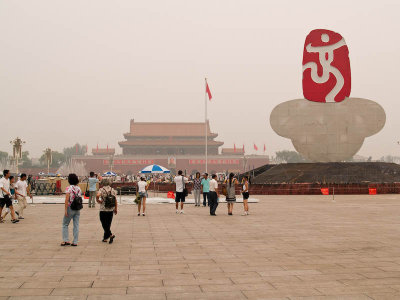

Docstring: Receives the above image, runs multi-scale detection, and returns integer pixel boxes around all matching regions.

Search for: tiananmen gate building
[72,119,269,175]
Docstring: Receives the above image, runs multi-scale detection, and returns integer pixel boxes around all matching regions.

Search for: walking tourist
[61,173,82,246]
[0,170,19,223]
[201,173,210,207]
[137,177,148,216]
[193,172,202,207]
[88,172,99,208]
[14,173,32,219]
[209,174,219,215]
[174,170,188,214]
[2,176,19,221]
[241,176,250,216]
[96,179,117,243]
[224,173,238,215]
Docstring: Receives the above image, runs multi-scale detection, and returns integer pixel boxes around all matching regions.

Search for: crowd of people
[0,170,32,223]
[0,168,250,247]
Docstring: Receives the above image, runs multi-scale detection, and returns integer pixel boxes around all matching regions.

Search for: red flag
[234,144,236,152]
[242,144,245,153]
[206,80,212,100]
[75,144,78,154]
[107,144,109,152]
[96,144,99,152]
[254,143,258,151]
[263,144,266,152]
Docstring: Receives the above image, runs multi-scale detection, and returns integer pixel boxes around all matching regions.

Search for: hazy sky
[1,0,399,158]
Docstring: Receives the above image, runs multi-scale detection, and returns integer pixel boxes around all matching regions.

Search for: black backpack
[103,188,116,208]
[70,187,83,211]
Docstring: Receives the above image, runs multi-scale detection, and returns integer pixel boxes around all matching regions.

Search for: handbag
[222,185,227,196]
[84,180,89,198]
[182,176,188,197]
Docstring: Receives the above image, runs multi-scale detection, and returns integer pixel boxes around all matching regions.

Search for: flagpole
[205,78,208,173]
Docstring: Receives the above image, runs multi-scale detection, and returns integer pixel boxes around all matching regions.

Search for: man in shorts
[174,170,188,214]
[14,173,32,219]
[0,170,19,223]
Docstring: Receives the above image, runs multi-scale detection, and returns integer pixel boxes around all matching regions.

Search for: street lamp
[44,148,52,174]
[10,137,25,174]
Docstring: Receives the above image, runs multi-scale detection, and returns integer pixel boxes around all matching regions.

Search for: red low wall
[110,182,400,195]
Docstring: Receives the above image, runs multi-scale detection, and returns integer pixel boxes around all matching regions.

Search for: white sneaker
[176,210,179,214]
[180,210,184,214]
[241,212,247,216]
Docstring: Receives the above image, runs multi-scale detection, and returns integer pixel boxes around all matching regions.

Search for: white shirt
[15,180,28,197]
[0,177,10,198]
[137,181,147,193]
[209,179,218,192]
[174,175,188,192]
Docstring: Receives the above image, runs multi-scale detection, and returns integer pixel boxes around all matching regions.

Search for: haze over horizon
[1,0,399,159]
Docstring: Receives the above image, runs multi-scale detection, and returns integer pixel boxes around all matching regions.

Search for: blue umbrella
[140,164,170,174]
[103,171,117,176]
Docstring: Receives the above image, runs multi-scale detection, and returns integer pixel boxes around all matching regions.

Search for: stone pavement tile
[61,275,128,281]
[51,287,127,296]
[0,288,53,297]
[296,274,366,281]
[0,272,35,277]
[9,297,86,300]
[340,278,400,286]
[128,273,194,281]
[243,288,323,298]
[315,286,397,295]
[194,271,261,279]
[127,285,201,294]
[0,276,63,283]
[365,293,400,300]
[290,295,371,300]
[0,282,23,288]
[200,282,275,292]
[88,295,166,300]
[230,276,270,284]
[166,291,247,299]
[21,281,93,288]
[92,279,163,288]
[274,281,345,289]
[259,270,323,277]
[261,275,303,283]
[361,272,400,279]
[163,277,232,286]
[318,268,381,274]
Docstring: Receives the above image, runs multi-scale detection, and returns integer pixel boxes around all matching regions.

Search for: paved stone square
[1,195,400,299]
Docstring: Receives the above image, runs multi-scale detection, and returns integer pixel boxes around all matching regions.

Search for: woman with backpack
[96,179,117,243]
[61,173,82,246]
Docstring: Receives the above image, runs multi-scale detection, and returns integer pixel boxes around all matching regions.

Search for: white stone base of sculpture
[270,98,386,162]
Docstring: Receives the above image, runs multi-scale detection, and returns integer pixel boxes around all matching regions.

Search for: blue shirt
[201,178,210,193]
[88,177,99,191]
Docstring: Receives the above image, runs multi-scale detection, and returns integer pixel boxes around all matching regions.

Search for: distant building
[73,119,269,175]
[119,119,223,155]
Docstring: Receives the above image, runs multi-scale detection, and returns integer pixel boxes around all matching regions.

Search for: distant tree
[21,151,32,167]
[275,150,308,163]
[63,143,86,159]
[39,151,66,168]
[0,151,8,161]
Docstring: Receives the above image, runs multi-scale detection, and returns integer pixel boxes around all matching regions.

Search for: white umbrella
[140,164,170,174]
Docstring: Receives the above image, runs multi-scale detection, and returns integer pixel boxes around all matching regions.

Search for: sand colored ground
[1,195,400,299]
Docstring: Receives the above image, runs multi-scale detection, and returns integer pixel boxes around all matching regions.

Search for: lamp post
[109,155,114,172]
[10,137,25,174]
[44,148,52,174]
